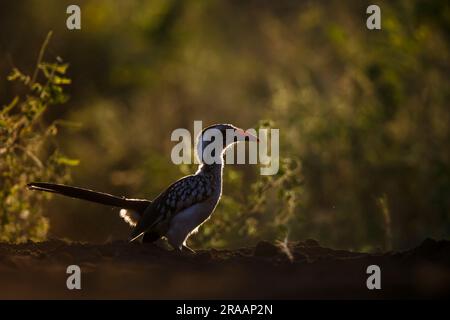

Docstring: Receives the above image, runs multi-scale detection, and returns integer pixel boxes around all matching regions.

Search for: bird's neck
[195,140,230,183]
[196,162,223,197]
[196,161,224,177]
[195,146,224,181]
[195,142,225,174]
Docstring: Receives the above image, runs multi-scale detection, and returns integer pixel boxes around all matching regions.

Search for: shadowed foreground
[0,238,449,299]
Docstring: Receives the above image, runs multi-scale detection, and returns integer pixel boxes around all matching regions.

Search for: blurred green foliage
[0,32,75,242]
[0,0,448,250]
[191,155,303,249]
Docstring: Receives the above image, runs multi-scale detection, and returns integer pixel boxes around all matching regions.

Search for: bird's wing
[129,174,214,241]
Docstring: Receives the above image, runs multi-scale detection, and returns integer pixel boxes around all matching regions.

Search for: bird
[27,123,259,253]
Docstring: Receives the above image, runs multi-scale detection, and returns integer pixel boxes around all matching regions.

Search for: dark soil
[0,238,449,299]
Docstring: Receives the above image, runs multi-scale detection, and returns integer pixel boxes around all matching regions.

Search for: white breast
[166,187,221,250]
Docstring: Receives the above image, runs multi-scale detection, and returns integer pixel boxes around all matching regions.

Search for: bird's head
[196,123,259,164]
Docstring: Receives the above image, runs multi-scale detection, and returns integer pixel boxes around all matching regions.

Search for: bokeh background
[0,0,449,251]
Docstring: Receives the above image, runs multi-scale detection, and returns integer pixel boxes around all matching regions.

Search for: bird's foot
[182,245,196,254]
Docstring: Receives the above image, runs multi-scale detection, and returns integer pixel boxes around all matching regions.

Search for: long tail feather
[27,182,151,213]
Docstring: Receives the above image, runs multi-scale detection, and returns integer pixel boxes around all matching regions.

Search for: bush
[0,32,76,243]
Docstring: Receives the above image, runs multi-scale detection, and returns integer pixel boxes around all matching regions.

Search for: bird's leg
[167,229,196,253]
[182,244,196,254]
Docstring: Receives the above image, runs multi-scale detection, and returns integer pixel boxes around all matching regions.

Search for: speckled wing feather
[129,174,215,241]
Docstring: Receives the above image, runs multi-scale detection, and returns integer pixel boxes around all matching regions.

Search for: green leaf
[7,68,22,81]
[55,63,69,74]
[53,76,71,85]
[56,157,80,166]
[1,96,19,115]
[31,83,43,94]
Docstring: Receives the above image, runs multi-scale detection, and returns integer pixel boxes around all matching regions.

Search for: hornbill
[28,124,259,253]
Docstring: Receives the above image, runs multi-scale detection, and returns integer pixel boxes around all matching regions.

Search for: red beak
[236,128,259,142]
[245,130,260,142]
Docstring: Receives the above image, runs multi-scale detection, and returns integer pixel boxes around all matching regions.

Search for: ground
[0,238,449,299]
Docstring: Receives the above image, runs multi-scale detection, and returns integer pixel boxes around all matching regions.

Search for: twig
[13,145,44,168]
[31,31,53,85]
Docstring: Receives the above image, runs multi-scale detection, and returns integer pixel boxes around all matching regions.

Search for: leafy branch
[0,32,77,243]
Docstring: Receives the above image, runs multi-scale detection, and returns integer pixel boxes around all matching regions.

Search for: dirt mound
[0,238,449,299]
